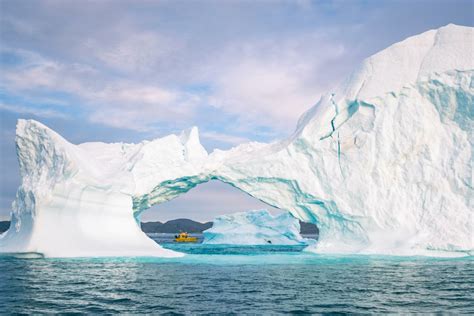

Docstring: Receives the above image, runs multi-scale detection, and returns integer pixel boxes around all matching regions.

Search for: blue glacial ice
[203,210,315,245]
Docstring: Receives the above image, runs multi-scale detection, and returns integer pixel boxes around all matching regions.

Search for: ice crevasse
[0,24,472,258]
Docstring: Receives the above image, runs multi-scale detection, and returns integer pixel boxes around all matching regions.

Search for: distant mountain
[141,219,318,235]
[141,219,213,234]
[0,219,318,235]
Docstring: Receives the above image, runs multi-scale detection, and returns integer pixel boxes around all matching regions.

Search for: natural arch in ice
[1,24,472,258]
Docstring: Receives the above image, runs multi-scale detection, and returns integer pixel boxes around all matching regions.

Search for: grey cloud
[2,0,472,135]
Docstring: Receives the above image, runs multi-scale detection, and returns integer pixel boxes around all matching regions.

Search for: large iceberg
[203,210,313,245]
[0,24,472,257]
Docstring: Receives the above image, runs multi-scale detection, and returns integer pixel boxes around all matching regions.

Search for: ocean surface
[0,233,472,314]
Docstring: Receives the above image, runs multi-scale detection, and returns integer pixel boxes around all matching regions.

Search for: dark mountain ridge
[141,218,213,234]
[0,219,318,235]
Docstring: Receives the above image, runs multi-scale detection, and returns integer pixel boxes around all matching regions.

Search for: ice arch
[0,120,324,258]
[1,24,473,257]
[138,179,285,223]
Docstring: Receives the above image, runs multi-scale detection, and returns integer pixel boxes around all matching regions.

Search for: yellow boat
[174,232,198,243]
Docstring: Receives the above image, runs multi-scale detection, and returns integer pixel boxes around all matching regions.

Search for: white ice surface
[1,24,472,258]
[203,210,313,245]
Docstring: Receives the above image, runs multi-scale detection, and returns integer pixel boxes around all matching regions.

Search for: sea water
[0,234,472,313]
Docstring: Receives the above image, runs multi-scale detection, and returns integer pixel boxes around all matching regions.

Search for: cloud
[0,103,69,119]
[89,89,199,132]
[2,53,100,95]
[0,2,357,141]
[1,49,200,132]
[88,32,183,75]
[200,131,251,146]
[0,2,356,139]
[85,82,204,132]
[1,33,343,137]
[1,0,473,140]
[201,33,347,130]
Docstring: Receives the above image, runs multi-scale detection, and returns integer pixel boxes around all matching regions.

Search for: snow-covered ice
[203,210,313,245]
[1,24,472,258]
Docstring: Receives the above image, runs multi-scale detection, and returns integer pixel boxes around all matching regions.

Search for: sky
[0,0,472,222]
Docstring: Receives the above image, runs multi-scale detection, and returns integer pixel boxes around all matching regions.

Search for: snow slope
[1,24,472,257]
[203,210,313,245]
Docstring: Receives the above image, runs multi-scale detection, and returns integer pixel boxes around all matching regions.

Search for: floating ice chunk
[203,210,314,245]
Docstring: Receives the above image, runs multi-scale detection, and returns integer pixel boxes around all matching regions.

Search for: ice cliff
[0,123,211,257]
[1,24,472,257]
[203,210,313,245]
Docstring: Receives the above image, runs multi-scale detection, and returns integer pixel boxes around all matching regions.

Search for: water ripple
[0,249,473,314]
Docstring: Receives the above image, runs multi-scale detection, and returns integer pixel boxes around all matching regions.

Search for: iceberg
[203,210,313,245]
[1,24,472,257]
[0,122,208,257]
